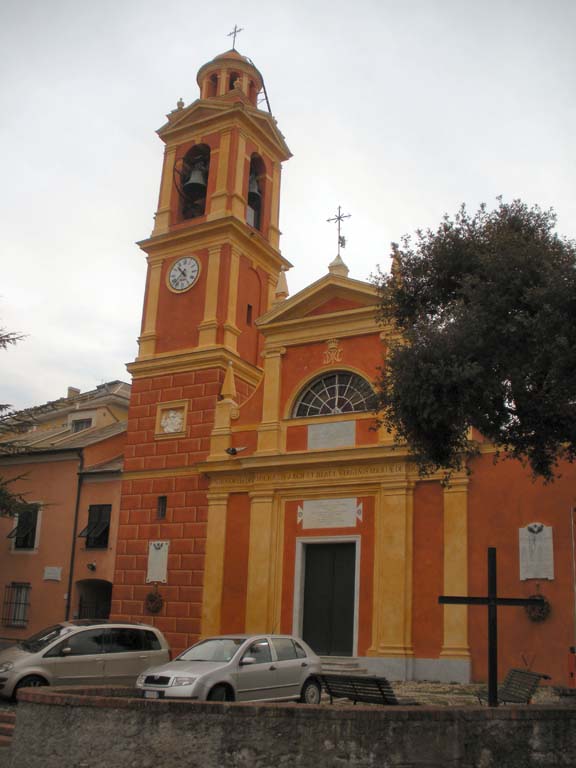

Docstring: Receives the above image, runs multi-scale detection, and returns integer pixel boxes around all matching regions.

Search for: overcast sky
[1,0,574,411]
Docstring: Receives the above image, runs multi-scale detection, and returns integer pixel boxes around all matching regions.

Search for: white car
[137,634,322,704]
[0,620,171,700]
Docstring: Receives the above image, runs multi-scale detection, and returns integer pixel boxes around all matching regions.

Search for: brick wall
[112,369,224,652]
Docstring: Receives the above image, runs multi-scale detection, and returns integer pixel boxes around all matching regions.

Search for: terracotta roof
[83,455,124,474]
[50,421,127,449]
[2,420,127,453]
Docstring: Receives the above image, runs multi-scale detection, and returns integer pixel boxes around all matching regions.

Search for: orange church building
[111,48,576,686]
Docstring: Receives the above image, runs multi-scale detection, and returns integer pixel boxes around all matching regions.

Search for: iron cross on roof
[327,206,351,257]
[439,547,546,707]
[227,24,244,50]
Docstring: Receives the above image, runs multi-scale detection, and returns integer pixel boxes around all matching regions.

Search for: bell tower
[136,49,292,367]
[112,51,292,650]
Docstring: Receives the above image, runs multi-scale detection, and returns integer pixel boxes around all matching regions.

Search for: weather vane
[227,24,244,50]
[327,206,351,257]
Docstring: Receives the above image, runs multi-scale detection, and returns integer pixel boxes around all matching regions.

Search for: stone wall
[10,687,576,768]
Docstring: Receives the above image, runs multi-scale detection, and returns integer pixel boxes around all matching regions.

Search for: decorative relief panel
[297,498,362,528]
[155,399,188,439]
[519,523,554,580]
[323,338,343,365]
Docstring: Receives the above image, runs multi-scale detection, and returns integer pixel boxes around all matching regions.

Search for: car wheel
[300,678,321,705]
[13,675,48,700]
[207,684,233,702]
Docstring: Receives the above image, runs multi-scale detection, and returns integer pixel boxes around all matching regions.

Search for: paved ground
[0,681,574,711]
[391,680,575,707]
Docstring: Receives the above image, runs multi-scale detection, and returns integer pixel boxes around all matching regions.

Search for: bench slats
[477,668,550,705]
[320,674,417,706]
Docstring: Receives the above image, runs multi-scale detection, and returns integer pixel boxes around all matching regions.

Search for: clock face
[168,257,200,292]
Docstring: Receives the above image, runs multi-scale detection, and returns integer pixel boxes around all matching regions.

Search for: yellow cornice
[197,445,450,494]
[200,443,411,475]
[138,216,292,274]
[260,307,383,347]
[122,466,200,481]
[158,101,291,161]
[258,273,378,326]
[127,347,263,388]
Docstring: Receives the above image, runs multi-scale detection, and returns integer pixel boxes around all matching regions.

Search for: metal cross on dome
[327,206,351,257]
[227,24,244,50]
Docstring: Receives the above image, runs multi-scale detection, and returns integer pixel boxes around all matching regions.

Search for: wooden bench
[477,668,551,705]
[319,674,418,706]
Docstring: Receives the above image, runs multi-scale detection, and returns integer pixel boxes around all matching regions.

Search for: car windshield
[177,638,244,662]
[18,624,71,653]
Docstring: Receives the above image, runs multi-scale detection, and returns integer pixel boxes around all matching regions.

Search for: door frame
[292,536,361,656]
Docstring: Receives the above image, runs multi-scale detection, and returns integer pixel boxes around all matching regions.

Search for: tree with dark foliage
[373,199,576,482]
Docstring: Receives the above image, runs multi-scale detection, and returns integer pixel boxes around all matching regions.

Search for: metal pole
[571,508,576,648]
[487,547,498,707]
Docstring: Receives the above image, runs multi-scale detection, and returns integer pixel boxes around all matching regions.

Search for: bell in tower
[174,144,210,219]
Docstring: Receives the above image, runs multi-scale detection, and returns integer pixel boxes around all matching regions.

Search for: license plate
[144,690,161,699]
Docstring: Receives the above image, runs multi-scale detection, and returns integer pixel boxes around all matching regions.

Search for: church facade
[111,48,576,685]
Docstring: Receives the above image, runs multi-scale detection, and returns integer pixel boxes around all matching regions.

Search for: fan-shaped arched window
[292,371,377,418]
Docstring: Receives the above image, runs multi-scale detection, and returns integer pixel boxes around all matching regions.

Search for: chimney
[67,387,81,399]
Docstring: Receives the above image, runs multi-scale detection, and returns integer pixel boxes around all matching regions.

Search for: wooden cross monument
[439,547,545,707]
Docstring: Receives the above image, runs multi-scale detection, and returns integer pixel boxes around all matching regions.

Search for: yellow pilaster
[266,272,277,313]
[256,347,286,454]
[269,162,281,249]
[197,245,221,348]
[440,477,470,659]
[245,493,279,632]
[207,131,231,219]
[138,260,163,357]
[218,69,228,96]
[223,246,241,351]
[368,481,415,657]
[201,492,229,637]
[231,133,247,219]
[152,145,177,236]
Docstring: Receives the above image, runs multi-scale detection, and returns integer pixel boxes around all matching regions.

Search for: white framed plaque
[298,498,362,529]
[146,541,170,583]
[519,523,554,580]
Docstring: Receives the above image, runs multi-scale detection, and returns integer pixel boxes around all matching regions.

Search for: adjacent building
[0,382,129,639]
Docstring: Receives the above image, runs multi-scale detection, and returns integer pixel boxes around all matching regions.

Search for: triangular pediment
[158,98,291,158]
[257,273,378,329]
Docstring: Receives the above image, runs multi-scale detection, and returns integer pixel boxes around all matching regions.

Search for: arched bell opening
[246,154,265,231]
[228,71,241,91]
[175,144,211,220]
[75,579,112,620]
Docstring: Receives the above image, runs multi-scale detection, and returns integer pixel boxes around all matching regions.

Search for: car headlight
[136,674,146,687]
[171,677,197,687]
[0,662,14,674]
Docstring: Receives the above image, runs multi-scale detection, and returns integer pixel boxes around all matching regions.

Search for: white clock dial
[168,257,200,292]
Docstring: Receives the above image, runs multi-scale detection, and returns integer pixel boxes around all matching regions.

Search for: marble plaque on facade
[43,566,62,581]
[519,523,554,580]
[146,540,170,583]
[308,420,355,450]
[298,498,362,529]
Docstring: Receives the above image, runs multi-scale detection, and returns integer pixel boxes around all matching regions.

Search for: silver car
[136,634,323,704]
[0,620,170,700]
